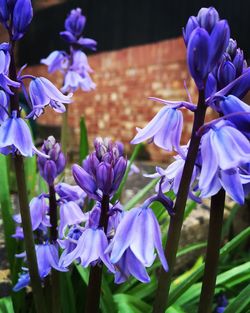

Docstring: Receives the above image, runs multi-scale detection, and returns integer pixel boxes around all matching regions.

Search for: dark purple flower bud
[72,164,98,199]
[38,136,66,184]
[12,0,33,41]
[183,16,199,45]
[226,38,237,58]
[0,0,9,26]
[205,73,217,98]
[233,48,244,77]
[209,20,230,71]
[197,7,219,33]
[60,31,76,43]
[187,27,210,89]
[76,37,97,51]
[217,60,236,88]
[96,162,114,195]
[112,157,127,192]
[0,90,9,123]
[13,272,30,292]
[64,8,86,37]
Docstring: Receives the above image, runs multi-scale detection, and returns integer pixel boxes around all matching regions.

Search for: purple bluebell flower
[26,77,72,119]
[108,205,168,271]
[60,8,97,51]
[13,194,50,231]
[131,99,183,152]
[60,227,115,272]
[72,138,127,200]
[37,136,66,185]
[55,182,86,204]
[0,44,20,94]
[114,248,150,284]
[0,90,9,123]
[215,294,228,313]
[0,0,9,27]
[40,51,69,73]
[0,111,48,157]
[58,201,86,238]
[12,0,33,40]
[12,226,24,240]
[13,272,30,291]
[61,70,96,93]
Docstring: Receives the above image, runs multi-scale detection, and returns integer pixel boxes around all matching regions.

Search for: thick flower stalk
[41,8,97,155]
[130,6,250,313]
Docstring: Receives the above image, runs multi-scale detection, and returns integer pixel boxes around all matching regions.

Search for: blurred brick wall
[25,37,199,162]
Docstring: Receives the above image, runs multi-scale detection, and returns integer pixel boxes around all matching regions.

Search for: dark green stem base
[198,189,225,313]
[14,156,46,313]
[61,105,69,157]
[153,90,207,313]
[84,195,110,313]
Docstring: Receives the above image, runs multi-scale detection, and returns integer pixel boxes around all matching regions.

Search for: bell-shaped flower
[41,51,69,73]
[58,201,86,238]
[114,248,150,284]
[0,90,9,123]
[55,182,86,203]
[199,120,250,191]
[131,104,183,152]
[27,77,71,119]
[13,272,30,292]
[12,0,33,40]
[61,70,96,93]
[0,111,48,157]
[60,227,115,272]
[108,206,168,271]
[13,194,50,231]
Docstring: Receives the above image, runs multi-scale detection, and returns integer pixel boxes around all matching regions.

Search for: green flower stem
[9,40,46,313]
[61,104,69,157]
[49,184,61,313]
[152,89,207,313]
[84,194,110,313]
[198,189,225,313]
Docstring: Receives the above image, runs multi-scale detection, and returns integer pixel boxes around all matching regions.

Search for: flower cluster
[0,1,71,158]
[41,8,96,94]
[132,7,250,205]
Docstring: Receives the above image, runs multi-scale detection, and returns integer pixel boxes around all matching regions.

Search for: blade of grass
[112,143,143,203]
[224,283,250,313]
[168,226,250,306]
[24,155,37,200]
[79,116,89,163]
[0,297,15,313]
[0,155,16,273]
[60,272,77,313]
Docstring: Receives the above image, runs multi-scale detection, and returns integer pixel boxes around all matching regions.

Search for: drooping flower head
[72,137,127,200]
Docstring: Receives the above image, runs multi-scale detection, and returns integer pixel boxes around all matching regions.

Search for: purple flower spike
[60,227,115,273]
[131,105,183,152]
[0,111,48,157]
[59,201,86,238]
[12,0,33,41]
[27,77,71,119]
[65,8,86,37]
[109,206,168,271]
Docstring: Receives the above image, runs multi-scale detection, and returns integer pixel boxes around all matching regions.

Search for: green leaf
[165,305,186,313]
[112,143,143,203]
[24,155,37,200]
[0,297,15,313]
[79,116,89,163]
[0,155,16,274]
[100,274,117,313]
[168,227,250,306]
[224,284,250,313]
[60,272,77,313]
[113,294,151,313]
[75,264,89,285]
[124,178,159,211]
[221,203,240,239]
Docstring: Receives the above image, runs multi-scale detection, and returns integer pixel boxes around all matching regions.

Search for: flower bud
[233,48,244,77]
[183,16,199,45]
[96,162,114,195]
[112,157,127,192]
[72,164,97,199]
[65,8,86,37]
[226,38,237,58]
[0,0,9,25]
[197,7,219,33]
[187,27,210,89]
[217,60,236,88]
[43,160,57,186]
[12,0,33,40]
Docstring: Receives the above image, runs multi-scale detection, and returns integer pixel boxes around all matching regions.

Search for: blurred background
[0,0,249,161]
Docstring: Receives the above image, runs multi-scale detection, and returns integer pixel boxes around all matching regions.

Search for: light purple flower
[55,182,87,203]
[61,70,96,93]
[41,51,69,73]
[131,104,183,152]
[59,201,86,238]
[60,227,115,272]
[13,194,50,231]
[0,111,48,157]
[0,90,9,123]
[13,272,30,291]
[108,206,168,271]
[114,248,150,284]
[27,77,72,119]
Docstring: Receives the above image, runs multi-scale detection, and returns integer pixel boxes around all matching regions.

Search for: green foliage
[0,297,15,313]
[79,116,89,163]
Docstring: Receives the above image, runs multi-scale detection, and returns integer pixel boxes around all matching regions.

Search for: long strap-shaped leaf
[224,283,250,313]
